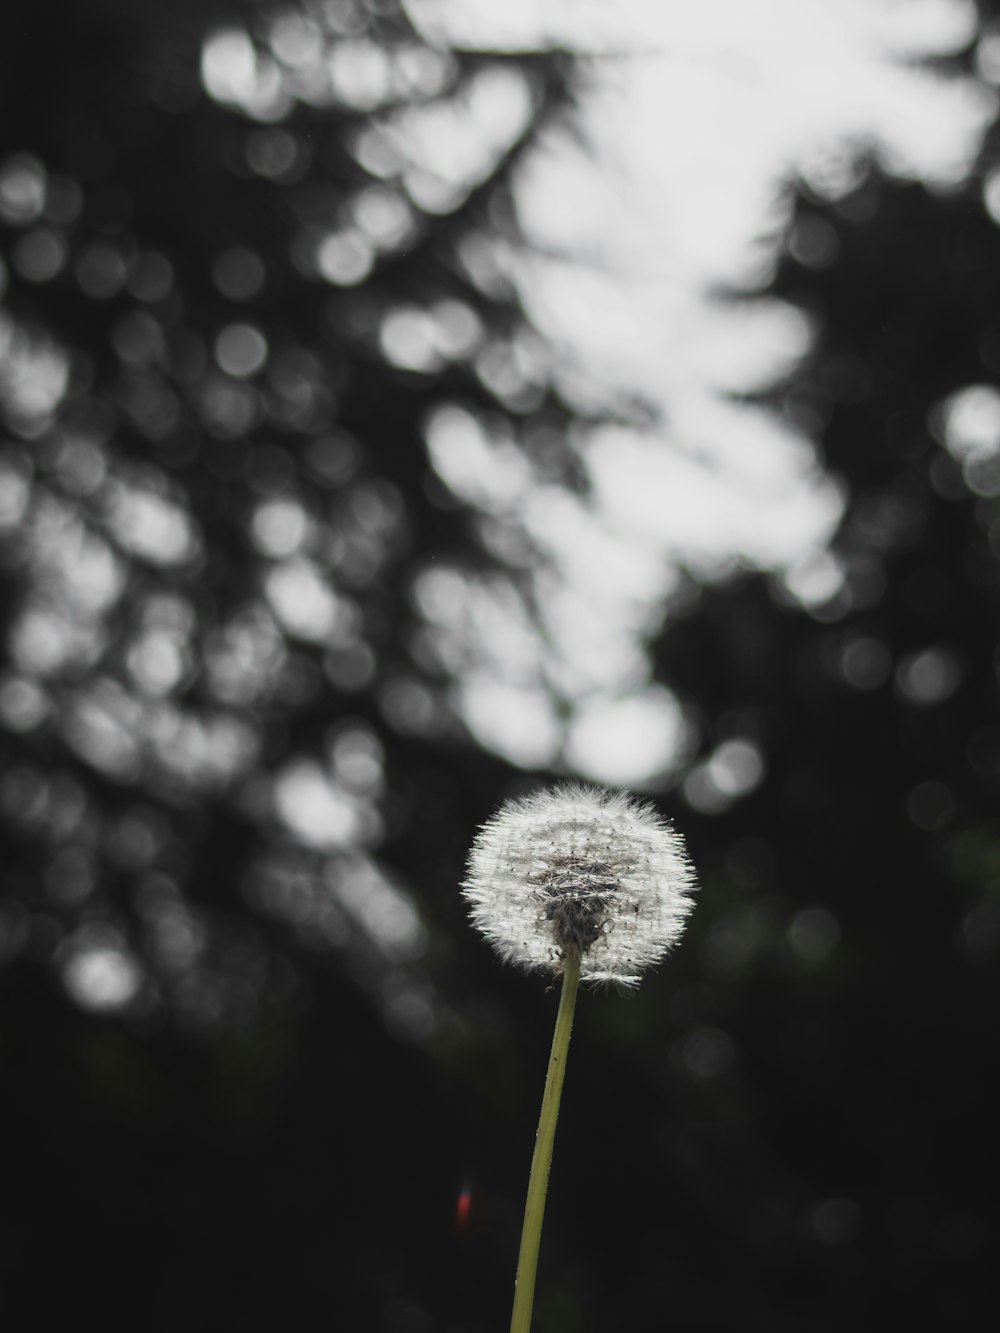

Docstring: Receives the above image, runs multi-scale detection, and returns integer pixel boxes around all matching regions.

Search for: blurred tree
[647,54,1000,1333]
[0,0,584,1030]
[0,1,588,1328]
[5,3,1000,1332]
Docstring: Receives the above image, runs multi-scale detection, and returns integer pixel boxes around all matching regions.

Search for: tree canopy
[2,3,998,1330]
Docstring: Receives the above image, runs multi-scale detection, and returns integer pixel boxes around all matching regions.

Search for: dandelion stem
[509,949,581,1333]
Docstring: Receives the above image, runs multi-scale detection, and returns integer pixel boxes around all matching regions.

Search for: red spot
[455,1184,473,1235]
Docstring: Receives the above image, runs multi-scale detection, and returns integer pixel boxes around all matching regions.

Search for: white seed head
[462,783,697,985]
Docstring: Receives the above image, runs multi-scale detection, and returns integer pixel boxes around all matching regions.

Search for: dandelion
[462,783,696,1333]
[463,782,696,985]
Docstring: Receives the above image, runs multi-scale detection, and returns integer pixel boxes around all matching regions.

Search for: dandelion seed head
[462,783,697,985]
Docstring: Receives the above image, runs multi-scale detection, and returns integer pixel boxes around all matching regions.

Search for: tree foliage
[2,3,999,1330]
[0,0,581,1033]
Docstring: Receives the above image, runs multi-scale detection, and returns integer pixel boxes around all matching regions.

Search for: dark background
[2,2,998,1329]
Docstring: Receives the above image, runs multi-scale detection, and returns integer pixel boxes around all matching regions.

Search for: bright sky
[404,0,998,787]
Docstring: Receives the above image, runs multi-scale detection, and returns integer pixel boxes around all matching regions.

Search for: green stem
[509,951,581,1333]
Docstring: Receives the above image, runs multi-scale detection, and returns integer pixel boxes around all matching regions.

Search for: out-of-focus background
[2,1,999,1328]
